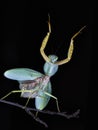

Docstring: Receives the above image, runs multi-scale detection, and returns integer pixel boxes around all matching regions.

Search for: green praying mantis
[1,15,86,113]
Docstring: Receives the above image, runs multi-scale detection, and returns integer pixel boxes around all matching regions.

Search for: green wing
[4,68,44,81]
[35,81,52,110]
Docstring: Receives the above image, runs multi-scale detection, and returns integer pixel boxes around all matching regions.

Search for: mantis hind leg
[23,92,35,109]
[1,90,35,109]
[44,91,60,112]
[1,90,24,100]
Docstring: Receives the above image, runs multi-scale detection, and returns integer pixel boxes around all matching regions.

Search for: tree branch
[0,99,80,128]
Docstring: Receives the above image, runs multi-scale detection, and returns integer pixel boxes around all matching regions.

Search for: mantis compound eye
[48,55,58,63]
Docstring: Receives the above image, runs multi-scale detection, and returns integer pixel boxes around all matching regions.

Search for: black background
[0,0,93,130]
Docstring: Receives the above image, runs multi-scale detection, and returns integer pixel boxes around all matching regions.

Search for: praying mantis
[1,15,86,113]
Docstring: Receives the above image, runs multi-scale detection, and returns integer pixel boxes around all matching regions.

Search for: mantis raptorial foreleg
[55,26,86,65]
[40,14,51,63]
[40,14,86,65]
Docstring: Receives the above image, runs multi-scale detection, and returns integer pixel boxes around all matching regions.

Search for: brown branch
[0,99,80,128]
[0,99,48,127]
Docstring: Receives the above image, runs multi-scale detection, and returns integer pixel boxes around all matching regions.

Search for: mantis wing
[35,81,51,110]
[4,68,44,81]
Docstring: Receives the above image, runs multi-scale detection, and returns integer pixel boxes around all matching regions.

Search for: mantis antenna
[40,15,86,65]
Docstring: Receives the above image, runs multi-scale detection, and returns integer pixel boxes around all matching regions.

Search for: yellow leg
[35,111,39,118]
[1,90,36,107]
[23,91,37,109]
[55,26,86,65]
[1,89,38,100]
[23,96,31,109]
[44,91,60,112]
[40,15,51,63]
[1,90,24,100]
[40,14,86,65]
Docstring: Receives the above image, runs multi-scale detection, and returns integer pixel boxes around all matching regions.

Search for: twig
[0,99,48,127]
[25,108,48,128]
[0,99,80,128]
